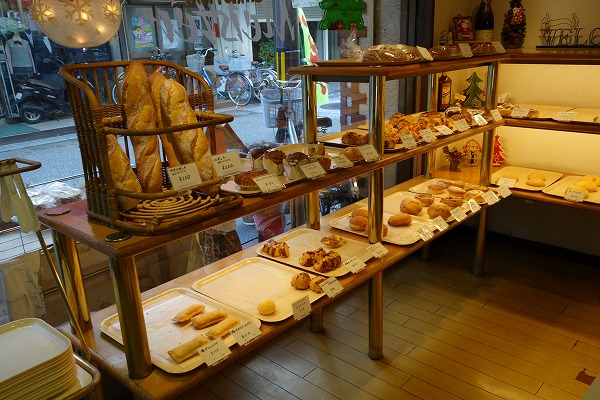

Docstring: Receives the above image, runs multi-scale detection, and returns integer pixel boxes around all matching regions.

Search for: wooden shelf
[504,48,600,65]
[503,118,600,135]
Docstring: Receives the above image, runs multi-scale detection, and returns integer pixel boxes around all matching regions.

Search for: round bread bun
[365,224,389,237]
[234,169,268,188]
[427,203,452,219]
[528,172,546,181]
[349,215,368,231]
[447,186,466,197]
[465,189,484,202]
[581,175,600,186]
[526,177,546,187]
[440,196,463,208]
[351,208,369,218]
[428,181,446,194]
[258,299,276,315]
[400,198,423,215]
[566,185,590,198]
[415,192,434,207]
[575,180,597,193]
[388,213,412,226]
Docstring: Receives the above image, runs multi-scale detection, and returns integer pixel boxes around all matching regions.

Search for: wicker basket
[60,60,242,235]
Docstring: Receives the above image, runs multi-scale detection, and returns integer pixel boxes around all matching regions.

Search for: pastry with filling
[320,234,346,248]
[291,272,311,290]
[262,239,290,257]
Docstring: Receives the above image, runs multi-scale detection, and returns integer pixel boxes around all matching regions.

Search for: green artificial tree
[462,72,486,107]
[318,0,366,30]
[501,0,527,48]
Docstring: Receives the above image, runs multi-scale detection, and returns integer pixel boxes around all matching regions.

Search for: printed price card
[492,41,506,53]
[420,128,437,143]
[343,255,366,273]
[198,338,231,366]
[490,109,503,122]
[400,133,417,150]
[367,242,388,258]
[230,320,261,347]
[511,107,530,118]
[417,226,434,241]
[555,111,577,122]
[482,190,500,205]
[435,125,455,136]
[292,295,311,320]
[497,92,510,104]
[458,43,473,58]
[252,174,285,193]
[167,163,202,191]
[331,154,354,169]
[211,151,241,177]
[496,177,517,188]
[454,93,467,103]
[453,119,470,132]
[432,216,449,231]
[359,144,380,162]
[417,46,434,61]
[473,114,488,126]
[319,277,344,298]
[450,207,468,222]
[467,199,482,213]
[497,186,512,198]
[300,162,326,179]
[564,189,585,202]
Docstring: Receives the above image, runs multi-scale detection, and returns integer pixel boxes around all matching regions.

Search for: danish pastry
[320,234,346,248]
[262,239,290,258]
[291,272,311,289]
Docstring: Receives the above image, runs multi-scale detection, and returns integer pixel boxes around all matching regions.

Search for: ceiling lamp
[29,0,122,48]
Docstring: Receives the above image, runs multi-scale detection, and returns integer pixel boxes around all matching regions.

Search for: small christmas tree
[319,0,366,30]
[493,134,506,166]
[501,0,527,48]
[462,72,486,107]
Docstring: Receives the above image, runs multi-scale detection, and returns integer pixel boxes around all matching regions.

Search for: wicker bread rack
[60,60,242,235]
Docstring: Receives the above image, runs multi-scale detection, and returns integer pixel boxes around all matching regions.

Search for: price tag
[482,190,500,205]
[467,199,482,213]
[400,133,418,150]
[211,151,242,177]
[331,154,354,169]
[198,338,231,366]
[453,119,470,132]
[564,189,585,202]
[417,225,434,241]
[497,186,512,198]
[230,320,262,346]
[343,256,366,273]
[450,207,468,222]
[492,41,506,53]
[300,162,326,179]
[319,277,344,298]
[416,46,434,61]
[497,177,516,188]
[511,107,530,118]
[555,111,577,122]
[458,43,473,57]
[252,174,285,193]
[292,295,311,320]
[473,114,488,126]
[434,125,454,136]
[367,242,389,258]
[167,163,203,191]
[432,216,449,231]
[490,109,503,122]
[454,93,467,103]
[497,92,510,104]
[359,144,380,162]
[420,128,437,143]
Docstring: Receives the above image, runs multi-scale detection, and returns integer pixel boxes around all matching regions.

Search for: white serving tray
[256,228,372,277]
[408,179,487,200]
[100,288,261,374]
[193,257,325,322]
[491,166,563,191]
[542,175,600,205]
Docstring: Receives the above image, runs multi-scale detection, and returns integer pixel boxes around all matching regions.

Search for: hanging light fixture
[29,0,122,48]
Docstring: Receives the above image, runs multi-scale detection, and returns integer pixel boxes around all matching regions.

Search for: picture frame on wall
[454,16,474,41]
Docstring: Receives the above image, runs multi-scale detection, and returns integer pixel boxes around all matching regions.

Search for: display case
[38,53,508,399]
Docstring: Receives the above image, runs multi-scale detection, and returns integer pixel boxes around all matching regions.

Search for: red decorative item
[493,134,506,166]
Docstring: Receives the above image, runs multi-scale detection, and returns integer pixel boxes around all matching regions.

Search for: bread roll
[575,180,597,193]
[440,196,463,208]
[106,134,142,211]
[527,172,546,181]
[427,203,452,219]
[526,177,546,187]
[415,193,434,206]
[340,146,362,162]
[122,62,162,193]
[400,198,423,215]
[388,213,412,226]
[349,215,368,231]
[351,208,369,218]
[150,71,180,167]
[447,186,466,197]
[258,299,276,315]
[428,181,446,194]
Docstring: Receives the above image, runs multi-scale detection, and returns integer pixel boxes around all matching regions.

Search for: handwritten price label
[400,133,417,150]
[497,186,512,198]
[319,277,343,298]
[420,128,437,143]
[453,119,470,132]
[564,189,585,202]
[331,154,354,169]
[167,163,202,191]
[490,109,503,122]
[432,216,449,231]
[367,242,388,258]
[473,114,488,126]
[496,177,517,188]
[252,174,285,193]
[300,162,326,179]
[492,41,506,53]
[417,226,434,241]
[458,43,473,57]
[511,107,530,118]
[211,151,241,177]
[467,199,482,213]
[555,111,577,122]
[358,144,380,162]
[416,46,434,61]
[343,256,366,273]
[292,295,311,320]
[434,125,454,136]
[482,190,500,205]
[198,338,231,366]
[450,207,468,222]
[230,320,261,346]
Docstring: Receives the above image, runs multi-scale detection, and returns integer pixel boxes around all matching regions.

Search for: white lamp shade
[29,0,122,49]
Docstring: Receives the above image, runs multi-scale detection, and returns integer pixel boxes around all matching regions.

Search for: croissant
[291,272,311,290]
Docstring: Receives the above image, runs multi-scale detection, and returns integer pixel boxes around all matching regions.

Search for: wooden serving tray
[491,166,563,191]
[542,175,600,205]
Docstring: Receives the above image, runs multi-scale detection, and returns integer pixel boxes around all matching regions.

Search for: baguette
[167,335,209,363]
[149,71,180,167]
[171,304,206,323]
[122,62,162,193]
[205,316,240,340]
[191,308,228,330]
[105,134,142,211]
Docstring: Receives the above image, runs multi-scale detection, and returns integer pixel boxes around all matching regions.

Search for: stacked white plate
[0,318,78,400]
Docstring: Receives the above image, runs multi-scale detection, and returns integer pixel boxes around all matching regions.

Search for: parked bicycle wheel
[226,73,253,106]
[250,68,277,100]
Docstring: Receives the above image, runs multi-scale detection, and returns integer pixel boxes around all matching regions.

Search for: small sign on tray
[359,144,380,162]
[367,242,388,258]
[167,163,203,191]
[482,190,500,205]
[343,256,366,273]
[564,189,585,202]
[458,43,473,58]
[300,162,326,179]
[400,133,417,150]
[417,226,434,241]
[497,186,512,198]
[435,125,454,136]
[231,320,262,347]
[319,277,343,298]
[555,111,577,122]
[292,295,311,320]
[450,207,468,222]
[432,216,449,231]
[490,109,503,122]
[420,128,437,143]
[332,154,354,168]
[453,119,470,132]
[496,177,517,188]
[511,107,530,118]
[211,151,242,177]
[416,46,434,61]
[252,174,285,193]
[198,338,231,366]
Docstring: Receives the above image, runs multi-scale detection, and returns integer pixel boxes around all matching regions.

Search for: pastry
[440,196,463,208]
[349,215,368,231]
[575,180,597,193]
[258,299,276,315]
[205,316,240,340]
[307,143,326,157]
[320,234,346,248]
[447,186,466,197]
[362,44,422,62]
[342,130,369,145]
[581,175,600,186]
[309,276,327,294]
[311,156,332,170]
[428,181,446,194]
[172,304,206,323]
[299,248,325,267]
[415,193,434,206]
[313,251,342,273]
[400,198,423,215]
[284,152,310,180]
[249,148,267,169]
[262,239,290,257]
[526,178,546,187]
[340,146,362,162]
[465,189,484,202]
[527,172,546,181]
[234,169,268,189]
[291,272,311,289]
[167,335,209,363]
[427,203,452,219]
[262,149,285,176]
[191,309,228,330]
[388,213,412,226]
[106,134,142,211]
[351,208,369,218]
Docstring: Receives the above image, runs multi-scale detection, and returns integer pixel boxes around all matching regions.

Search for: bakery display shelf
[504,118,600,135]
[504,48,600,65]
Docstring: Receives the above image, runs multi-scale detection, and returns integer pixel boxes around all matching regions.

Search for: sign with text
[167,163,202,191]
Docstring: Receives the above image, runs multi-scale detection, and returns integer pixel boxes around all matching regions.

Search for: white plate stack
[0,318,78,400]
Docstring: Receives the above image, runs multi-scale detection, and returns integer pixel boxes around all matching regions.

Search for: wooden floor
[170,229,600,400]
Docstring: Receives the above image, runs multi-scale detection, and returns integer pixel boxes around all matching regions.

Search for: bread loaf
[122,62,162,193]
[149,71,180,167]
[106,134,142,211]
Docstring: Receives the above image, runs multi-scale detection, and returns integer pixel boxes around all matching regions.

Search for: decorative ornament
[463,139,482,168]
[462,72,486,107]
[30,0,122,49]
[318,0,366,31]
[493,134,506,166]
[500,0,527,49]
[443,146,466,172]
